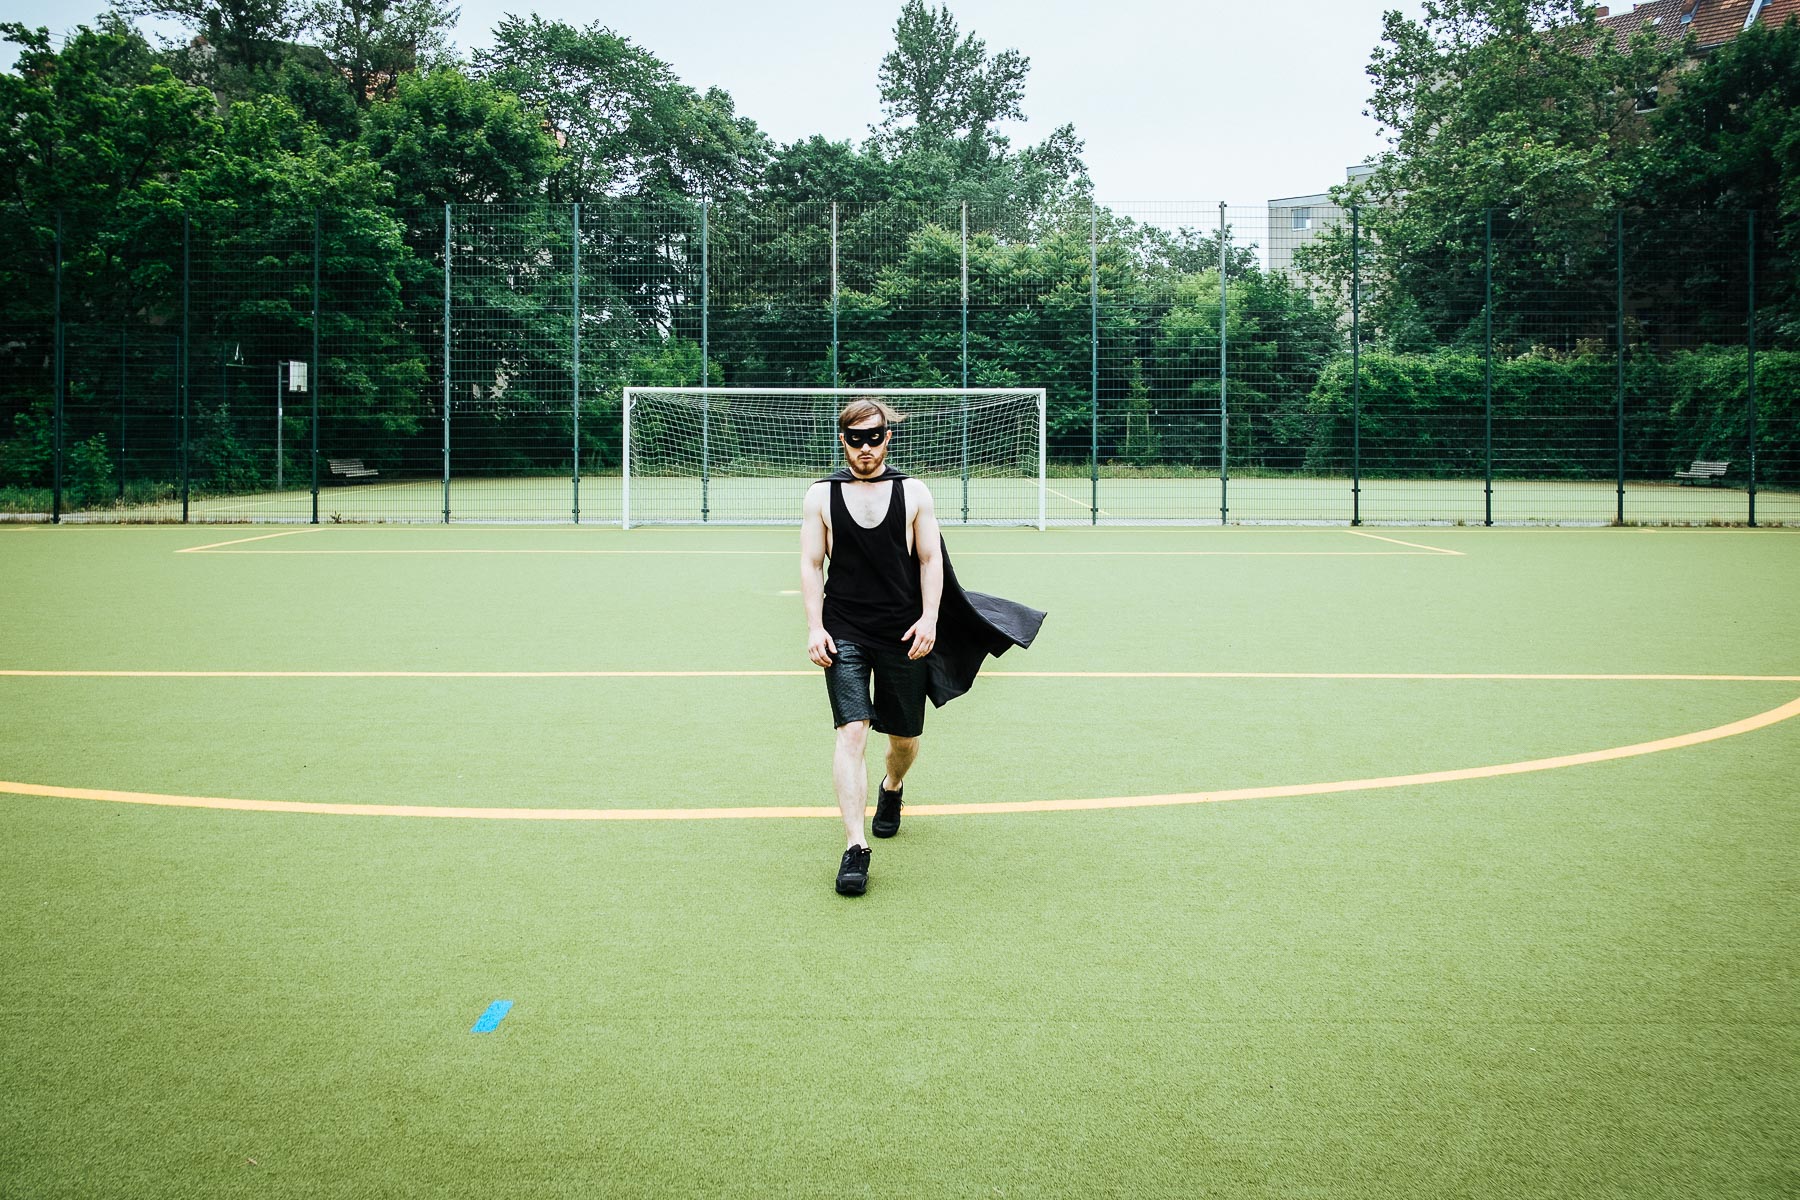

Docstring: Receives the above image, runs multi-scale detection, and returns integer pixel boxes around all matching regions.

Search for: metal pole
[1037,389,1046,531]
[572,202,581,524]
[275,361,283,490]
[311,207,320,523]
[1089,200,1099,526]
[118,326,126,499]
[830,202,839,388]
[1219,201,1229,525]
[1351,206,1361,526]
[1483,209,1493,527]
[52,211,63,524]
[1747,210,1757,528]
[1616,208,1625,525]
[622,389,633,529]
[960,200,970,524]
[181,214,190,523]
[442,204,451,524]
[700,199,709,523]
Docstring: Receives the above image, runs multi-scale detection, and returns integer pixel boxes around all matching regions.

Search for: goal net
[622,387,1046,527]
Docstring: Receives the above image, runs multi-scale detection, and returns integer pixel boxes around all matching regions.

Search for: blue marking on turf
[471,1000,513,1033]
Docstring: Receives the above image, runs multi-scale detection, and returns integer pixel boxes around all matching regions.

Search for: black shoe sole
[836,874,867,896]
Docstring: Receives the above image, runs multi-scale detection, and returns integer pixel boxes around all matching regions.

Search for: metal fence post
[181,213,191,523]
[572,201,581,524]
[442,203,451,524]
[52,211,63,524]
[1090,200,1099,526]
[1615,209,1626,525]
[830,201,839,389]
[960,199,970,523]
[1483,208,1493,527]
[311,207,321,524]
[118,326,126,499]
[1747,210,1757,528]
[1219,201,1229,525]
[700,199,709,523]
[1351,206,1361,526]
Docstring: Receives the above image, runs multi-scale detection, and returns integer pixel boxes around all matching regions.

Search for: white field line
[1045,484,1111,517]
[175,529,320,553]
[1344,530,1463,555]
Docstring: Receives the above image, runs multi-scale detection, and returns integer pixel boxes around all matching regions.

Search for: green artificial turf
[1,524,1797,1198]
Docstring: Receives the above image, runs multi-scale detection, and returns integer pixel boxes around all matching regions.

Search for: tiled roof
[1596,0,1689,52]
[1596,0,1800,54]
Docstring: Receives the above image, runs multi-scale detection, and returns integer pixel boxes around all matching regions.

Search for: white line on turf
[1344,530,1463,555]
[175,529,320,553]
[1045,484,1111,516]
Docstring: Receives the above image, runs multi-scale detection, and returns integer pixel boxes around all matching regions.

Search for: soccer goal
[621,387,1047,528]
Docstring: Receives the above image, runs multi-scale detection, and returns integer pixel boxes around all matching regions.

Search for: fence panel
[0,201,1792,526]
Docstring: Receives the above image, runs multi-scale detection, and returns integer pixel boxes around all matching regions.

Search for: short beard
[847,454,885,479]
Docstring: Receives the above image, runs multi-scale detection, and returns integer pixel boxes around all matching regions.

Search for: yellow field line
[3,694,1794,821]
[181,547,1454,557]
[176,529,319,553]
[1344,530,1463,555]
[3,670,1799,681]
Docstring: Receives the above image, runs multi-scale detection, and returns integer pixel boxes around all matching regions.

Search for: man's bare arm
[800,483,836,667]
[903,481,943,660]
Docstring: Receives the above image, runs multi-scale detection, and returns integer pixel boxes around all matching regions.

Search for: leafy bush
[65,433,116,508]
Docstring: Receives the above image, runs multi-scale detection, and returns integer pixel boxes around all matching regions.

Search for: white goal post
[622,387,1047,529]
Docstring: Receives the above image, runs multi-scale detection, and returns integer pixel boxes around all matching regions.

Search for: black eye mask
[842,426,889,449]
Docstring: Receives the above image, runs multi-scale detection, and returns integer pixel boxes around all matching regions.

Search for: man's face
[840,416,890,478]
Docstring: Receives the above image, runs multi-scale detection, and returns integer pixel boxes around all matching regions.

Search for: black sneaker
[836,845,871,896]
[872,779,904,839]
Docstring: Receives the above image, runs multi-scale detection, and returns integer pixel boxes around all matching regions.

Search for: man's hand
[808,626,837,668]
[902,617,937,660]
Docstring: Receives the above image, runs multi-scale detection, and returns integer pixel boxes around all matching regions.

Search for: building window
[1291,209,1312,231]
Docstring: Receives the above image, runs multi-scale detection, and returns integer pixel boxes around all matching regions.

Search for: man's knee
[887,734,921,756]
[835,720,870,751]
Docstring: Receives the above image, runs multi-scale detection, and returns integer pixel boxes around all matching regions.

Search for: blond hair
[836,397,902,432]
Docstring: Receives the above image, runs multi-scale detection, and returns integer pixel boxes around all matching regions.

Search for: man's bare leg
[881,735,920,794]
[834,720,871,848]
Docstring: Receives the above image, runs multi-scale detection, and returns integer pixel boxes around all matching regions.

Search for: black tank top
[822,479,921,647]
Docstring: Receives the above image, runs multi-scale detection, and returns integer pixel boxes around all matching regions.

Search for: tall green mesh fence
[1,200,1788,526]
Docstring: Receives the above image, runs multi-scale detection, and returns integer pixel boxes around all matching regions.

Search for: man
[801,398,939,896]
[801,398,1046,897]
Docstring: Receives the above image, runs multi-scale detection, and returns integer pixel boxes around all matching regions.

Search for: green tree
[1633,17,1800,342]
[868,2,1088,228]
[875,0,1026,162]
[1312,0,1676,348]
[175,94,424,485]
[0,20,219,486]
[302,0,459,108]
[362,67,560,209]
[116,0,306,80]
[471,16,769,203]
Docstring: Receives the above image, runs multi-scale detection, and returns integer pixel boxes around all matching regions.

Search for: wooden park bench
[1673,459,1729,486]
[326,457,380,484]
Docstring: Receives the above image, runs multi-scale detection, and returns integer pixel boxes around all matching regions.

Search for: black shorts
[823,638,929,738]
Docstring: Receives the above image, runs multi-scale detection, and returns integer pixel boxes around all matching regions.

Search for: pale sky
[3,0,1423,204]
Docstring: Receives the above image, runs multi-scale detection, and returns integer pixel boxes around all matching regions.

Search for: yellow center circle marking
[3,694,1795,821]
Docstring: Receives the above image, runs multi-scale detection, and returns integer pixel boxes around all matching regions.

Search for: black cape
[818,467,1047,707]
